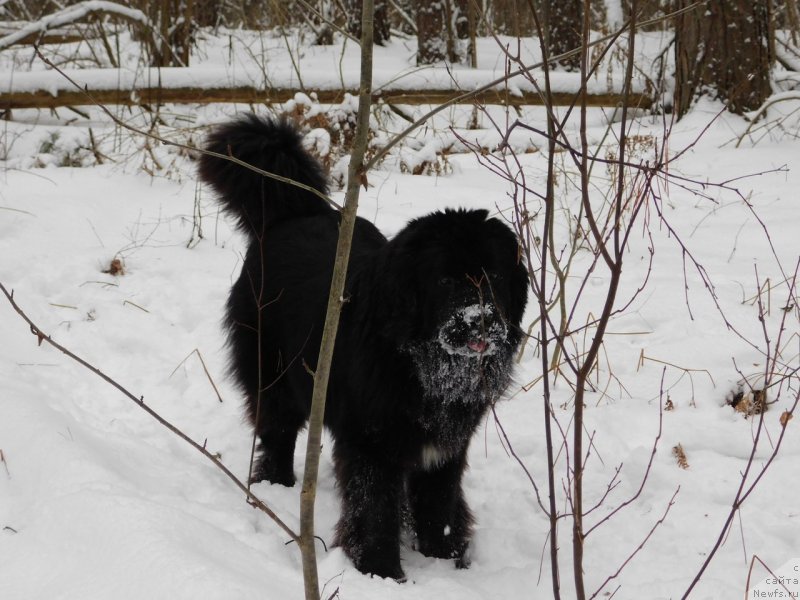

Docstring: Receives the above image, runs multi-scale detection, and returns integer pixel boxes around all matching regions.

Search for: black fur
[198,115,528,580]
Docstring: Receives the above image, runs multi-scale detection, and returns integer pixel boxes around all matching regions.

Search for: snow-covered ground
[1,30,799,600]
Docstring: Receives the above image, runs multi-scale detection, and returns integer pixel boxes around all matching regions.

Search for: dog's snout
[462,303,495,329]
[466,338,489,353]
[437,303,507,356]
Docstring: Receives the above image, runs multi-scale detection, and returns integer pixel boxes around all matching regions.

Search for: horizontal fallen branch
[1,84,652,110]
[0,66,654,110]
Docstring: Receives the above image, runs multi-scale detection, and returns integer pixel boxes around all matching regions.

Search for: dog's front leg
[332,445,405,581]
[408,448,474,568]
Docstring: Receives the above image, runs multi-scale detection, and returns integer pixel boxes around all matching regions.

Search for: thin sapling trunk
[298,1,374,598]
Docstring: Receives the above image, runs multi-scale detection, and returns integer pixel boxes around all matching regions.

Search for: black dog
[198,115,528,580]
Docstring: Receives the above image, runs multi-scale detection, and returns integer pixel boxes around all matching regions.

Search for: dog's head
[377,209,528,396]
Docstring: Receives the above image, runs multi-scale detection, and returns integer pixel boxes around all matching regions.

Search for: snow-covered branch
[0,1,151,51]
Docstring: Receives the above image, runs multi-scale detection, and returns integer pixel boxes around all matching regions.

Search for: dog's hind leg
[248,391,305,487]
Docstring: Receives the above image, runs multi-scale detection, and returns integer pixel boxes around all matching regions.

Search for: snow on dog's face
[437,302,507,357]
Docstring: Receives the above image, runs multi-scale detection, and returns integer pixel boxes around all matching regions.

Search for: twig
[735,92,800,148]
[490,405,549,514]
[122,299,150,313]
[585,367,666,537]
[524,0,564,594]
[590,487,680,599]
[637,353,716,387]
[49,303,78,310]
[0,449,10,479]
[0,206,36,217]
[745,555,797,598]
[169,348,224,403]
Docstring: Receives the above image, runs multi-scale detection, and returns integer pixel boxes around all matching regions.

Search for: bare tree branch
[0,281,299,544]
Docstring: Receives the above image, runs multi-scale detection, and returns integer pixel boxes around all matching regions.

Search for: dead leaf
[673,444,689,469]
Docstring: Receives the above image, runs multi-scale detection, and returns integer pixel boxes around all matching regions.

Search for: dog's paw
[354,555,405,582]
[417,534,469,566]
[249,461,296,487]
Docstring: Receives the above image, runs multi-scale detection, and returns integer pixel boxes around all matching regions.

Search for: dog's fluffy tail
[197,115,331,237]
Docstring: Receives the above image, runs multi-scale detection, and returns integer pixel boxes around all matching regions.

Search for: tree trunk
[299,0,375,597]
[543,0,583,70]
[452,0,470,39]
[195,0,221,28]
[131,0,194,66]
[416,0,447,64]
[346,0,391,45]
[172,0,194,65]
[416,0,473,65]
[489,0,535,36]
[622,0,666,31]
[674,0,772,118]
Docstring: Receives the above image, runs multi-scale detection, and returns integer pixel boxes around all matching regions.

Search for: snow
[0,30,656,98]
[1,28,800,600]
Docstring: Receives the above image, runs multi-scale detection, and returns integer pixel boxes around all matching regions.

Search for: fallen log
[0,66,654,110]
[1,85,652,110]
